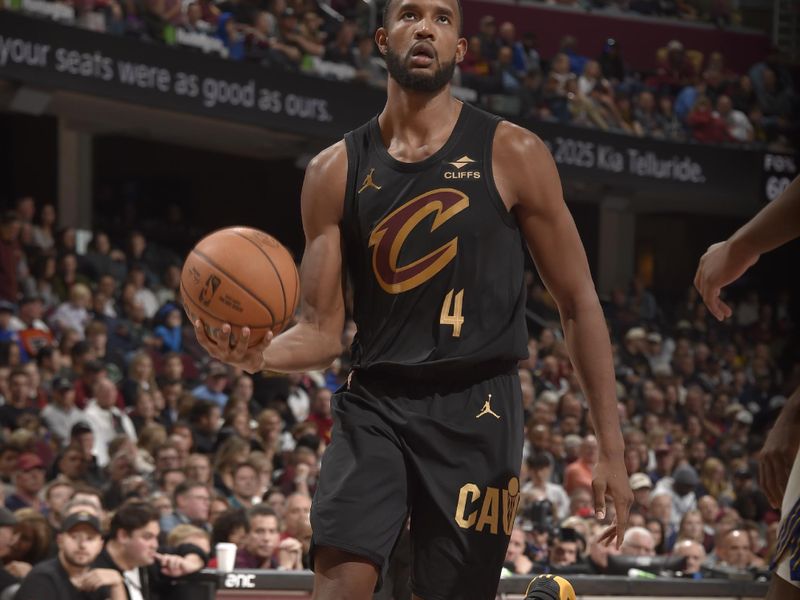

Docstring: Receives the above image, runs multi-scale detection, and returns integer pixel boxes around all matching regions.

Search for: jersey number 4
[440,289,464,337]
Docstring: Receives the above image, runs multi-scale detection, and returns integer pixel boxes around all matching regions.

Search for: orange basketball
[180,227,299,348]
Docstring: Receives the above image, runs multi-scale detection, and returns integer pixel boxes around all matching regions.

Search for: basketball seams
[228,230,288,326]
[190,248,277,326]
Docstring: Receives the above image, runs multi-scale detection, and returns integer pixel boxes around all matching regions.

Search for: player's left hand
[592,456,633,548]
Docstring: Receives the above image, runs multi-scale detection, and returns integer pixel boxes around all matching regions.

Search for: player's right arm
[193,141,347,374]
[694,175,800,320]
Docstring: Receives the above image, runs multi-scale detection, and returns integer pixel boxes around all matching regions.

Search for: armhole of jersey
[342,131,359,228]
[483,117,518,230]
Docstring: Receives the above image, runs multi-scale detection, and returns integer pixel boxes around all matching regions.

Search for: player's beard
[385,45,456,93]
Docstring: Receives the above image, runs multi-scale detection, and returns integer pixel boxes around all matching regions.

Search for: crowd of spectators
[3,0,798,150]
[504,275,797,580]
[0,181,795,598]
[463,25,798,150]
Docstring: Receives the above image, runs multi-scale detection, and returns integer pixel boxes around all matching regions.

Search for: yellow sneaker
[523,574,576,600]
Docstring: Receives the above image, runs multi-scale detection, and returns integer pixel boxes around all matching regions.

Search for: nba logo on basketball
[199,274,221,306]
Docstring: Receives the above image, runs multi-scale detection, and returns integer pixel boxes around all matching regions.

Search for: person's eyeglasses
[188,495,211,502]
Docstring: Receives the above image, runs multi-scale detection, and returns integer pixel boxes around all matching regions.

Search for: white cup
[216,542,237,572]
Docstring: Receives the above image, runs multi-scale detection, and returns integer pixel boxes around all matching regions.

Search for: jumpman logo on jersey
[476,394,500,419]
[358,168,382,194]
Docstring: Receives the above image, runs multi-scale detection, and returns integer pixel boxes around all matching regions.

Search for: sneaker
[524,574,576,600]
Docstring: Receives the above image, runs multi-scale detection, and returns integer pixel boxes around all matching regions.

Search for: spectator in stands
[686,96,731,143]
[522,453,569,521]
[41,376,83,446]
[324,20,357,66]
[235,504,280,568]
[598,38,625,85]
[50,284,92,340]
[460,36,492,91]
[84,377,137,467]
[216,13,246,61]
[211,508,249,553]
[496,46,522,93]
[477,15,499,62]
[353,34,387,88]
[548,527,582,570]
[504,526,534,574]
[228,462,259,509]
[43,480,75,532]
[14,511,124,600]
[713,528,756,571]
[190,400,222,454]
[6,453,45,511]
[497,22,527,77]
[654,464,699,531]
[282,492,311,540]
[94,501,206,599]
[672,539,705,576]
[559,35,588,75]
[9,509,52,566]
[182,2,212,32]
[0,369,37,433]
[619,526,656,557]
[267,8,303,68]
[160,481,211,535]
[192,362,229,407]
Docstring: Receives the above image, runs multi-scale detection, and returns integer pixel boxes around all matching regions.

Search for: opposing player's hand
[694,240,758,321]
[193,320,273,374]
[592,456,633,548]
[759,407,799,508]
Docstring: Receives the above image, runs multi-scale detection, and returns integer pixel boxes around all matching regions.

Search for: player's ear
[454,35,467,64]
[375,27,388,55]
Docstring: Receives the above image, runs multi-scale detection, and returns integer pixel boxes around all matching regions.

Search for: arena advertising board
[0,11,795,205]
[0,10,386,137]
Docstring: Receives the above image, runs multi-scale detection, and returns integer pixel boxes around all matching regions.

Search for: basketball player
[695,175,800,600]
[193,0,633,596]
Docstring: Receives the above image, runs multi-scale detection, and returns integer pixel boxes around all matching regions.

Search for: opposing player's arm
[493,121,631,542]
[194,141,347,373]
[695,175,800,320]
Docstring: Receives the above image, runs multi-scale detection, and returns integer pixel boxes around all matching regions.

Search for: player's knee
[312,545,379,600]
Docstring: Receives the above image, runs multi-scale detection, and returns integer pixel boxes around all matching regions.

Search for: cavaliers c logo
[368,188,469,294]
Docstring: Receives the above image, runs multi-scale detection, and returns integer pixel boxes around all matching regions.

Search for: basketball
[180,226,299,347]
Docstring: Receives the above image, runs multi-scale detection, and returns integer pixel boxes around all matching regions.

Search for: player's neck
[379,83,461,150]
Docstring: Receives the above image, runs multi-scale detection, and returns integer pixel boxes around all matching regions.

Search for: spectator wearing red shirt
[687,95,732,143]
[564,435,598,495]
[305,387,333,444]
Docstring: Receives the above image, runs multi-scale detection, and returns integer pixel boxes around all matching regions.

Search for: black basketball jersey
[341,102,529,382]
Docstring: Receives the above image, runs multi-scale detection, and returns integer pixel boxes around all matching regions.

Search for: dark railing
[176,569,770,600]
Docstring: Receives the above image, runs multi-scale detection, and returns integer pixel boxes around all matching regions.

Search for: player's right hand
[694,240,758,321]
[193,319,273,374]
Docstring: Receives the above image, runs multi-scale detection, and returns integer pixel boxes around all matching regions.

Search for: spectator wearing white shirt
[49,283,91,339]
[578,60,601,98]
[522,452,570,521]
[41,377,84,447]
[716,94,754,142]
[84,377,137,467]
[128,266,159,320]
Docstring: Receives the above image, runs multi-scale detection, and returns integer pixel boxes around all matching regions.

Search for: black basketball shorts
[310,368,524,600]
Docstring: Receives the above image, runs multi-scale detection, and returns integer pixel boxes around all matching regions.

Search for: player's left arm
[493,121,632,544]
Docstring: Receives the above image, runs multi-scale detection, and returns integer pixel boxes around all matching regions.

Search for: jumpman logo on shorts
[358,168,382,194]
[476,394,500,419]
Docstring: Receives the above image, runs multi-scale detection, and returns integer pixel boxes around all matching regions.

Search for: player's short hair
[382,0,463,33]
